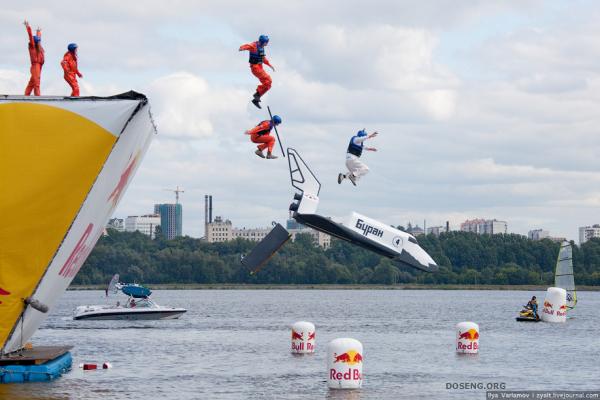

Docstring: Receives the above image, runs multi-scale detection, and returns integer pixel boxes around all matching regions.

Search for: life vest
[347,136,363,157]
[254,120,272,136]
[249,42,265,65]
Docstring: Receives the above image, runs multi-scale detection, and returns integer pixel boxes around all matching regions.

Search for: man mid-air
[239,35,274,109]
[338,129,378,186]
[245,115,282,159]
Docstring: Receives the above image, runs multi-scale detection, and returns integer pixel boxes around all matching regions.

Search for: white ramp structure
[0,92,156,354]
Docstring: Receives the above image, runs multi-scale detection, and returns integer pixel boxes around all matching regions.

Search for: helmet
[357,129,367,137]
[258,35,269,45]
[33,35,41,44]
[272,115,282,125]
[67,43,78,52]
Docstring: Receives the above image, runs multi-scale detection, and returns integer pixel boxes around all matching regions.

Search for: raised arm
[24,20,34,45]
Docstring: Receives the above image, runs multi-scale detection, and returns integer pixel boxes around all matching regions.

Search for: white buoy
[541,287,567,323]
[327,338,363,389]
[291,321,315,354]
[456,322,479,354]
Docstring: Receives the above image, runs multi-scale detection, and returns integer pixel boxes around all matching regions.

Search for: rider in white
[338,129,378,186]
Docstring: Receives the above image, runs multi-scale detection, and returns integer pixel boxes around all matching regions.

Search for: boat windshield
[125,297,155,308]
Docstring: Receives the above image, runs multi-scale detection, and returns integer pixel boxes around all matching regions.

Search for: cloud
[145,72,249,140]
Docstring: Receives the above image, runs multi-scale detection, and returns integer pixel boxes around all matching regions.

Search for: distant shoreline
[68,284,600,291]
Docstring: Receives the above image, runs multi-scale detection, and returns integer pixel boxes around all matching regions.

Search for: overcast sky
[2,1,599,240]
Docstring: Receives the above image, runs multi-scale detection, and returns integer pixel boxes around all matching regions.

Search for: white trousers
[345,154,369,181]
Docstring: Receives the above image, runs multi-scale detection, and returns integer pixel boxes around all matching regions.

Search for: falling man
[338,129,378,186]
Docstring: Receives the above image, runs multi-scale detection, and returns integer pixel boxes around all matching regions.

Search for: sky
[1,1,599,240]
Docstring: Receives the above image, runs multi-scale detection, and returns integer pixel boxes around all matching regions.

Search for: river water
[1,289,598,399]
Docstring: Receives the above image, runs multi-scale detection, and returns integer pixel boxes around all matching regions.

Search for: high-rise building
[528,229,550,241]
[579,224,600,244]
[156,203,183,240]
[125,214,161,238]
[460,218,507,235]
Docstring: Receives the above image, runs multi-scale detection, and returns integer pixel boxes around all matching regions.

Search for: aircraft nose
[398,243,438,272]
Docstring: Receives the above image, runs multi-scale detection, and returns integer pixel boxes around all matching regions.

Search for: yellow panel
[0,103,116,348]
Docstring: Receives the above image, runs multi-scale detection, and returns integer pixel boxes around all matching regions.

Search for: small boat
[73,275,186,321]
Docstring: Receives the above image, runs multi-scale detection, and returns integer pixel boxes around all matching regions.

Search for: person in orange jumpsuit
[245,115,282,159]
[239,35,274,109]
[23,20,44,96]
[61,43,83,96]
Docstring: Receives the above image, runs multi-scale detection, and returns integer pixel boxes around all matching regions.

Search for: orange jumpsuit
[247,120,276,152]
[61,51,82,96]
[24,26,44,96]
[239,42,272,96]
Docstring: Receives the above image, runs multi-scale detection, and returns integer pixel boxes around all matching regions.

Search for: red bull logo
[458,329,479,341]
[291,330,303,341]
[0,287,9,304]
[330,350,363,381]
[59,223,101,278]
[557,304,568,317]
[457,329,479,351]
[108,152,139,209]
[291,329,314,352]
[333,350,362,365]
[542,300,555,316]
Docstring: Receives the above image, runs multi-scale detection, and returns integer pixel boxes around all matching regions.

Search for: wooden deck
[0,346,73,365]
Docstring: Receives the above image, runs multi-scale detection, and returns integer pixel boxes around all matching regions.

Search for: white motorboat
[73,275,186,320]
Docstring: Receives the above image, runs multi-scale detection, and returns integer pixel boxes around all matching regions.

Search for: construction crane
[164,186,185,204]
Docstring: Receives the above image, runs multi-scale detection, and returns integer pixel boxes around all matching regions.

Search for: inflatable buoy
[327,338,363,389]
[541,287,567,323]
[456,322,479,354]
[291,321,315,354]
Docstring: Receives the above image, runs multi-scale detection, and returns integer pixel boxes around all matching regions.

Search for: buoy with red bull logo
[327,338,363,389]
[541,287,567,323]
[456,322,479,354]
[291,321,315,354]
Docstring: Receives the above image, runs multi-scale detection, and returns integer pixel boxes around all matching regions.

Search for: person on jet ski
[526,296,539,319]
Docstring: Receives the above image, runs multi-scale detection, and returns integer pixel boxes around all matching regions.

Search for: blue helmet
[258,35,269,45]
[272,115,282,125]
[33,35,41,44]
[357,129,367,137]
[67,43,78,52]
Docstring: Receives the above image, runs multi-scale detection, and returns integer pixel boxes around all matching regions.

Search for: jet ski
[516,305,540,322]
[73,276,186,320]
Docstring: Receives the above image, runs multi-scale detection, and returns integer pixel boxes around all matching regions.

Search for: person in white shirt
[338,129,378,186]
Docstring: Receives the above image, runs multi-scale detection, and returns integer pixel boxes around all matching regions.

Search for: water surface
[1,289,597,399]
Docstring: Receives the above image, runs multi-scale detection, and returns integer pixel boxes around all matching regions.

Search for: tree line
[73,229,600,286]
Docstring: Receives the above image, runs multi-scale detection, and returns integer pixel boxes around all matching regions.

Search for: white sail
[554,241,577,309]
[1,92,156,354]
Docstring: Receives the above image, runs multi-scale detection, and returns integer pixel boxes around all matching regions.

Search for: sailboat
[555,240,577,310]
